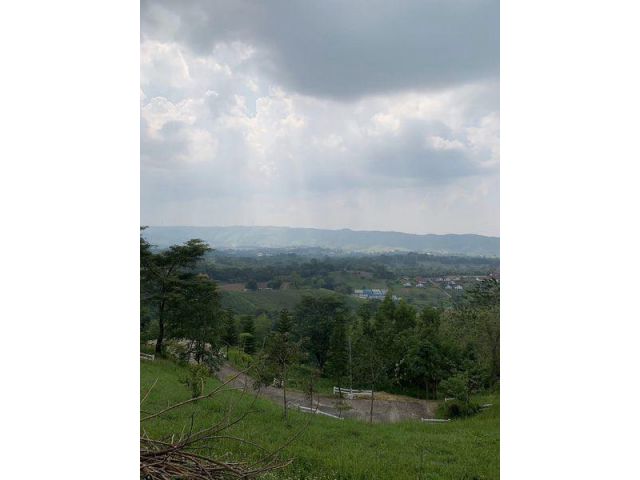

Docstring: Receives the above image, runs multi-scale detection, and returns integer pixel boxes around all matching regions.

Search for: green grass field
[141,359,499,479]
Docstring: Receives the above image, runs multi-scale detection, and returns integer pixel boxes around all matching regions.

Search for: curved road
[216,362,438,423]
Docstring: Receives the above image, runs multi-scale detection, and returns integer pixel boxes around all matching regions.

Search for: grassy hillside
[141,359,499,479]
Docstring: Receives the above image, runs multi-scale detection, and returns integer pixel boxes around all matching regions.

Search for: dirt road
[215,362,438,423]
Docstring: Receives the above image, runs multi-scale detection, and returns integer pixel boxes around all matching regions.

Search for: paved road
[215,362,438,423]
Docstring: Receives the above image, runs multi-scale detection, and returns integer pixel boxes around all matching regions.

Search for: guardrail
[289,403,344,420]
[140,353,155,361]
[333,387,373,399]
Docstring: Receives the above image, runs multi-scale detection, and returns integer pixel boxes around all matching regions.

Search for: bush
[164,340,190,365]
[238,332,256,354]
[438,372,481,418]
[442,399,480,418]
[440,372,471,403]
[183,363,210,398]
[228,347,253,369]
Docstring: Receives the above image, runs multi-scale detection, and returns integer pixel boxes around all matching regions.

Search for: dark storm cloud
[141,0,499,99]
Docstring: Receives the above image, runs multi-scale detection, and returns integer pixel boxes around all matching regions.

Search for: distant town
[352,274,499,300]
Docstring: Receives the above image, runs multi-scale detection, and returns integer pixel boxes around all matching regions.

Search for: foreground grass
[141,359,499,480]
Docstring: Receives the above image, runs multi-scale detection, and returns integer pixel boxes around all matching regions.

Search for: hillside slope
[144,225,499,256]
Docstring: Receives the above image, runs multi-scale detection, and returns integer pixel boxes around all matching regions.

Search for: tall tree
[447,278,500,387]
[394,300,417,333]
[276,309,294,334]
[353,318,387,423]
[259,326,302,421]
[168,273,222,367]
[325,313,349,394]
[406,337,443,400]
[295,296,348,371]
[372,293,396,381]
[239,316,256,354]
[221,309,237,358]
[140,236,211,354]
[140,227,154,332]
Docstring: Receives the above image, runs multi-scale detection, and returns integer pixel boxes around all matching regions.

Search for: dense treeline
[191,250,498,282]
[141,233,499,418]
[182,250,498,295]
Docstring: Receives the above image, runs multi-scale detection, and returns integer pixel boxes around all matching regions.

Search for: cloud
[140,0,499,235]
[141,0,499,99]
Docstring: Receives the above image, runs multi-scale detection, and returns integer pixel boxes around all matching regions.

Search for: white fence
[289,403,344,420]
[140,352,155,361]
[332,387,373,399]
[421,418,450,423]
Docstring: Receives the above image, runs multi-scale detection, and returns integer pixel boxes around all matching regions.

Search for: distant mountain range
[143,226,499,257]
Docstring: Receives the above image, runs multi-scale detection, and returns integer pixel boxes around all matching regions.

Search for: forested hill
[143,226,499,257]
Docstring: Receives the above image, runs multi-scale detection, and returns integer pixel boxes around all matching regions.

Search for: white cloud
[140,1,499,236]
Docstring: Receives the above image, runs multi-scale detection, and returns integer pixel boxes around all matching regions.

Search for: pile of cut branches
[140,368,300,479]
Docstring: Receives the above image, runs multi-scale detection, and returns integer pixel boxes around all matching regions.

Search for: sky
[140,0,499,236]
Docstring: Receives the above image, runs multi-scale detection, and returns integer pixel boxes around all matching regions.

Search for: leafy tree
[353,319,387,423]
[140,234,211,354]
[221,309,237,357]
[377,293,396,325]
[253,313,272,348]
[140,228,154,332]
[448,278,500,387]
[167,273,222,369]
[238,333,255,355]
[183,364,210,398]
[372,294,396,382]
[419,306,441,336]
[394,300,417,332]
[325,313,349,394]
[295,296,349,371]
[357,300,379,324]
[245,279,258,291]
[440,372,471,405]
[406,337,443,400]
[276,309,294,334]
[258,325,302,421]
[239,316,256,354]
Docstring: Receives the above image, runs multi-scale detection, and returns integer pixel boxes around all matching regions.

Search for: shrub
[163,340,190,365]
[183,363,210,398]
[442,399,480,418]
[239,332,256,354]
[440,372,471,404]
[439,372,481,418]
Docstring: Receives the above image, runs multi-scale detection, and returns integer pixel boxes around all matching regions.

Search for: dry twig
[141,364,297,479]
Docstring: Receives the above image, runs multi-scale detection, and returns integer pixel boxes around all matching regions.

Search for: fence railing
[140,352,155,361]
[289,403,344,420]
[332,387,373,399]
